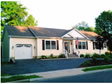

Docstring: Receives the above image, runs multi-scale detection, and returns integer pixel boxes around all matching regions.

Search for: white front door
[15,44,32,59]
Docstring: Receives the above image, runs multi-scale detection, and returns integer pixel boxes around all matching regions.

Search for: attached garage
[15,44,32,59]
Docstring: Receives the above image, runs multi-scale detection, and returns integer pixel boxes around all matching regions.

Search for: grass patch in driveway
[1,73,10,76]
[83,64,112,72]
[1,75,41,82]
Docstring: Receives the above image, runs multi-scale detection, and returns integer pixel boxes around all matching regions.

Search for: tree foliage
[1,1,37,31]
[95,10,112,51]
[23,15,37,26]
[73,21,95,32]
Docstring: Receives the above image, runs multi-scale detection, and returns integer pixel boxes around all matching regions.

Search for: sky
[16,0,112,29]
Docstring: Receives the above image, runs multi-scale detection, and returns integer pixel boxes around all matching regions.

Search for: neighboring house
[2,26,107,62]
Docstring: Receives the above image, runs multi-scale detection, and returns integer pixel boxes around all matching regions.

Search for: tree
[95,10,112,52]
[23,15,37,26]
[1,1,37,31]
[73,21,95,32]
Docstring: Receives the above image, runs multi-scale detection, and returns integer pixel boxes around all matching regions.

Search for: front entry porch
[63,39,80,58]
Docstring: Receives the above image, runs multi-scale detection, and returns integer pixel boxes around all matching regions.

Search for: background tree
[73,21,95,32]
[95,10,112,52]
[1,1,37,31]
[23,15,37,26]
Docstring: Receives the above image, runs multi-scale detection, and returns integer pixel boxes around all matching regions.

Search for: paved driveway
[1,58,88,75]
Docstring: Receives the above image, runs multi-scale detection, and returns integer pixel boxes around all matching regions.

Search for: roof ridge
[30,26,69,31]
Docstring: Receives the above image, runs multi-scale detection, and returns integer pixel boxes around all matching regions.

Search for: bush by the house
[104,55,111,63]
[92,56,97,62]
[59,54,65,58]
[80,54,85,57]
[105,52,110,55]
[92,53,100,58]
[41,55,47,59]
[100,54,105,58]
[85,54,91,58]
[49,54,54,58]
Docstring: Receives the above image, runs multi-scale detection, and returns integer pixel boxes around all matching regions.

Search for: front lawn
[1,75,41,82]
[83,64,112,72]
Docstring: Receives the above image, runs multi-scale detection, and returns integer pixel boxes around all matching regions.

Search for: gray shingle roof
[5,25,69,37]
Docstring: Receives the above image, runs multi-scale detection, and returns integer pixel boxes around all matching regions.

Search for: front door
[64,41,70,53]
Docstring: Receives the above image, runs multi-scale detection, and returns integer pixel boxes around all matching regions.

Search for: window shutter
[93,42,95,50]
[42,40,45,50]
[86,41,88,50]
[57,40,59,50]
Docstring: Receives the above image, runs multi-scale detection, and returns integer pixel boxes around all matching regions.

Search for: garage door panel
[15,44,32,59]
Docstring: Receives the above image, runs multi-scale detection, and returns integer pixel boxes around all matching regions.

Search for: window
[78,42,82,49]
[46,41,50,49]
[51,41,56,49]
[45,40,57,50]
[93,42,104,50]
[82,42,86,49]
[76,41,87,49]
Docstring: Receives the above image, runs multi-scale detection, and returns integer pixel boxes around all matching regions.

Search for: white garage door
[15,44,32,59]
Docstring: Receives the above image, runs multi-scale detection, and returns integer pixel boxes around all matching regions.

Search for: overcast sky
[19,0,112,29]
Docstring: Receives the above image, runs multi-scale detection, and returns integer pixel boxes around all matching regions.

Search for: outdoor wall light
[12,46,14,49]
[34,46,35,49]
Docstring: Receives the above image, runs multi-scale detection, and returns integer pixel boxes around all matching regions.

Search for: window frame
[93,41,104,50]
[77,41,87,50]
[51,41,56,49]
[45,40,51,49]
[45,40,57,50]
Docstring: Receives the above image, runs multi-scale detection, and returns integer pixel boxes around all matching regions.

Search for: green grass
[1,75,41,82]
[83,64,112,72]
[1,73,10,76]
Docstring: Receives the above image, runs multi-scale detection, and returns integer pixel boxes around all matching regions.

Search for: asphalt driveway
[1,58,88,75]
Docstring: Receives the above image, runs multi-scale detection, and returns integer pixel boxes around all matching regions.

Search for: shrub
[105,52,109,55]
[85,54,91,58]
[59,54,65,58]
[80,54,85,58]
[41,55,47,59]
[80,61,91,67]
[110,54,112,58]
[100,54,105,58]
[49,54,54,58]
[104,55,110,63]
[92,56,97,62]
[92,53,100,58]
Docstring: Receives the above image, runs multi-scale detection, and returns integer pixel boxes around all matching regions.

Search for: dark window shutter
[57,40,59,50]
[42,40,45,50]
[93,42,95,50]
[86,41,88,50]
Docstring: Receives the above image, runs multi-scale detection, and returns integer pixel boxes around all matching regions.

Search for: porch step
[68,54,79,58]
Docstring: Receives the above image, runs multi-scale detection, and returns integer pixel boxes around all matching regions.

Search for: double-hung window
[46,41,50,49]
[51,41,56,49]
[45,40,56,49]
[77,41,88,49]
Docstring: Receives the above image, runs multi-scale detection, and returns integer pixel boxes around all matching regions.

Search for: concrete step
[68,54,79,58]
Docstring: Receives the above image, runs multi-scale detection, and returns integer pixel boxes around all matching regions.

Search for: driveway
[1,58,88,75]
